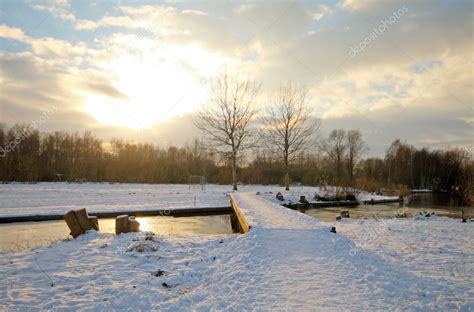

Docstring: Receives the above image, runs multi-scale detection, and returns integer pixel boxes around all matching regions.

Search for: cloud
[0,50,130,130]
[0,24,30,41]
[182,10,208,16]
[75,5,176,31]
[30,37,85,59]
[338,0,379,12]
[74,19,98,31]
[30,0,75,22]
[311,5,332,21]
[0,52,82,111]
[0,0,472,156]
[82,81,130,100]
[0,24,91,62]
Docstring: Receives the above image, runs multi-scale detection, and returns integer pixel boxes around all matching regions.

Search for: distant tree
[346,129,366,182]
[360,157,386,182]
[193,71,260,190]
[321,129,347,180]
[385,139,414,186]
[262,83,319,190]
[0,123,5,181]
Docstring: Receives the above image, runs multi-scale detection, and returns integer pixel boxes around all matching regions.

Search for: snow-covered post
[64,209,99,238]
[115,215,140,234]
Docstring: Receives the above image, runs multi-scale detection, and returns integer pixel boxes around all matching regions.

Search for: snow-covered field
[0,183,231,217]
[0,182,391,217]
[0,184,473,310]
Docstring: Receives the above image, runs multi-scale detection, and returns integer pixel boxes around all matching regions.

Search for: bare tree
[262,84,319,190]
[346,129,366,182]
[193,71,260,190]
[321,129,347,180]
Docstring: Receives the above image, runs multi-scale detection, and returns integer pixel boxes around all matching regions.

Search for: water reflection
[300,191,474,222]
[302,201,473,223]
[304,204,471,222]
[407,192,465,208]
[98,216,233,236]
[0,215,233,253]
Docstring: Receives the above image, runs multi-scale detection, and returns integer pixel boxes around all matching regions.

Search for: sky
[0,0,472,157]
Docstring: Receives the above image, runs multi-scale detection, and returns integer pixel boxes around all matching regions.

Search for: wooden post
[90,216,99,230]
[299,195,308,204]
[64,210,83,238]
[75,208,98,231]
[341,210,350,218]
[64,209,99,238]
[128,217,140,232]
[115,215,140,234]
[116,215,129,234]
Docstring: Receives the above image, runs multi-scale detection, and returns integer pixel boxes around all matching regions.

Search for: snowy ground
[1,187,473,310]
[0,182,391,217]
[0,183,230,217]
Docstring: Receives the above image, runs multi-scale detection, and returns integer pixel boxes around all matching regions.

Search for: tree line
[0,124,216,184]
[0,123,471,204]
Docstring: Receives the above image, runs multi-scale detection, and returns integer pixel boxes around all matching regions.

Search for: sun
[82,43,228,129]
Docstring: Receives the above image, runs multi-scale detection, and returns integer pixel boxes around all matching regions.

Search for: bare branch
[192,70,260,190]
[261,83,319,190]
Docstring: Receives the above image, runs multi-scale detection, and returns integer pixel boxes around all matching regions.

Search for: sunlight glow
[82,43,228,129]
[135,217,152,232]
